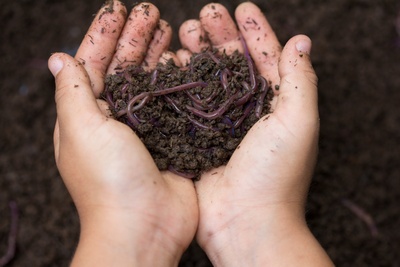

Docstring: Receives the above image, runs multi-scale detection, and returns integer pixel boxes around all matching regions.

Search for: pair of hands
[49,1,332,266]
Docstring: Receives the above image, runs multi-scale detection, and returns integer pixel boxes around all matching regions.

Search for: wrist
[198,203,308,266]
[200,204,332,267]
[72,208,182,267]
[201,205,301,264]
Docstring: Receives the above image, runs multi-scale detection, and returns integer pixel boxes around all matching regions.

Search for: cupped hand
[48,2,197,266]
[179,3,333,266]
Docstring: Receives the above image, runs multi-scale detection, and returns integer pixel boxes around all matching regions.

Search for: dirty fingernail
[49,54,64,77]
[295,38,312,55]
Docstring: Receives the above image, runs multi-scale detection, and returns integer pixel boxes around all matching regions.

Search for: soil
[1,0,400,266]
[104,50,272,178]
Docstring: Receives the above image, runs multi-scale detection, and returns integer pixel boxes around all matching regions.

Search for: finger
[53,100,111,163]
[179,19,210,53]
[108,2,160,73]
[142,20,173,71]
[49,53,102,134]
[276,35,319,128]
[97,99,113,117]
[235,2,282,91]
[158,51,182,67]
[54,119,60,160]
[176,49,192,66]
[199,3,242,54]
[75,0,127,97]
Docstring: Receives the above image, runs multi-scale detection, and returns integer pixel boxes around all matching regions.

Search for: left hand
[48,2,198,266]
[178,3,331,266]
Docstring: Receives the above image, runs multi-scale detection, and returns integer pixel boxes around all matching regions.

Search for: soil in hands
[103,49,273,178]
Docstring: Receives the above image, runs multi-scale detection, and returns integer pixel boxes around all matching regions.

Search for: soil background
[1,0,399,266]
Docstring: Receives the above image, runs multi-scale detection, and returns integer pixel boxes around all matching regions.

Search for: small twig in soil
[341,198,380,237]
[0,201,19,267]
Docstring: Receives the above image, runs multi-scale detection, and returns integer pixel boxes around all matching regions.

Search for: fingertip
[97,99,113,117]
[49,52,90,85]
[176,49,192,66]
[283,34,312,56]
[158,51,182,67]
[235,1,259,16]
[179,19,209,53]
[275,34,318,123]
[279,34,315,78]
[199,3,241,54]
[133,1,160,16]
[52,52,101,132]
[142,19,173,70]
[74,0,127,97]
[294,35,312,55]
[48,53,65,77]
[108,2,160,72]
[234,1,281,87]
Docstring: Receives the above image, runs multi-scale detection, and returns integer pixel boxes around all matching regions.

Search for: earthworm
[0,201,18,267]
[234,101,256,128]
[221,116,235,137]
[163,95,182,114]
[186,90,218,111]
[187,115,216,131]
[126,92,151,125]
[168,165,196,179]
[124,81,207,120]
[206,50,221,64]
[186,92,239,120]
[120,83,129,94]
[255,76,269,118]
[133,113,146,123]
[104,38,274,177]
[127,92,152,112]
[220,68,231,96]
[240,34,256,90]
[341,198,379,237]
[153,81,207,96]
[185,91,204,106]
[123,69,132,83]
[105,88,115,108]
[235,81,253,106]
[150,69,158,85]
[203,88,220,104]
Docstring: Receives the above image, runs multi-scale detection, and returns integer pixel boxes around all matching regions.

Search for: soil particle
[104,49,273,177]
[99,0,115,20]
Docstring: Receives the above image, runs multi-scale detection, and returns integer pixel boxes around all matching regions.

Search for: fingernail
[49,54,64,77]
[295,38,312,55]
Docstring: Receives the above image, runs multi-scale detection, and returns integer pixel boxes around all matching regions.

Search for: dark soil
[104,50,272,178]
[1,0,400,266]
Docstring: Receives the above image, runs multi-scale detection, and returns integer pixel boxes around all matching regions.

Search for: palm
[204,110,317,195]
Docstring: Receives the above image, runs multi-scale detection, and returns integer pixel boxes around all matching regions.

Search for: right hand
[49,2,198,266]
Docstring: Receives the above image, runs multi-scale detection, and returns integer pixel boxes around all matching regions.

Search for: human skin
[49,2,198,266]
[179,3,335,266]
[48,0,334,266]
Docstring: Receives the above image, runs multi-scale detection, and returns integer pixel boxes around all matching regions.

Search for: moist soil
[1,0,400,266]
[104,50,272,178]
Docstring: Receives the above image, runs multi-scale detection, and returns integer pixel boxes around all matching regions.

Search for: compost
[104,49,273,178]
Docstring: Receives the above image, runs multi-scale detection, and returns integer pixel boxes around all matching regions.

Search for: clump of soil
[103,49,273,178]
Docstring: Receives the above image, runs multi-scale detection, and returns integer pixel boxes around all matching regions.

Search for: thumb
[48,53,101,133]
[275,35,319,130]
